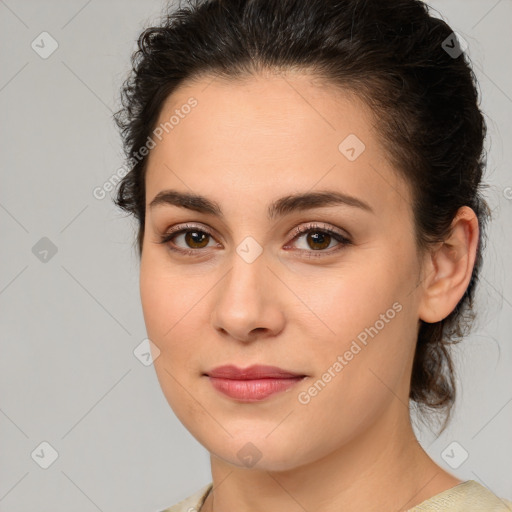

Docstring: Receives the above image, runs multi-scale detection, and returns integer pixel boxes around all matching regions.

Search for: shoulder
[157,483,212,512]
[155,480,512,512]
[407,480,512,511]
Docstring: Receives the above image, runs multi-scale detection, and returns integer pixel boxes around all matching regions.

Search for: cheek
[139,251,213,384]
[291,259,405,341]
[293,250,418,394]
[139,257,203,420]
[290,300,414,456]
[139,263,171,344]
[139,252,191,355]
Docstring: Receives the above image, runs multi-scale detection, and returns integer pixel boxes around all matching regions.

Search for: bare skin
[140,71,478,512]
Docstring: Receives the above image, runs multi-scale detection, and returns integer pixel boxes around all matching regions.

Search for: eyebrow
[148,189,374,219]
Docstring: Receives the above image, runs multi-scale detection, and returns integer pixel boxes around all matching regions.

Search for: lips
[205,364,305,380]
[204,365,307,402]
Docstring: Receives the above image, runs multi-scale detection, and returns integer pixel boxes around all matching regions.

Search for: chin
[198,432,315,472]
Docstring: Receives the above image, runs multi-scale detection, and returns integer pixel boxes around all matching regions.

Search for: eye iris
[185,230,209,248]
[307,231,331,250]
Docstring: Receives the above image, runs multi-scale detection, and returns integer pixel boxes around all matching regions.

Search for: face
[140,72,425,471]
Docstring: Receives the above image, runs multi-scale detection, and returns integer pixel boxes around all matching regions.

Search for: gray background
[0,0,511,510]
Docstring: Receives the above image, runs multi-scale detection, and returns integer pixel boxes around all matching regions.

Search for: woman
[113,0,512,510]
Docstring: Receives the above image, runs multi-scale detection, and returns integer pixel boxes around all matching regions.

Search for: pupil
[186,231,208,248]
[308,232,330,250]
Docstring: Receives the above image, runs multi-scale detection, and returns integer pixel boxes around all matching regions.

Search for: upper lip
[205,364,306,380]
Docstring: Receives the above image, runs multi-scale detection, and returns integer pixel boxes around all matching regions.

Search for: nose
[210,251,286,343]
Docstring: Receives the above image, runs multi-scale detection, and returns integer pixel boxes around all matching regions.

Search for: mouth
[203,365,307,402]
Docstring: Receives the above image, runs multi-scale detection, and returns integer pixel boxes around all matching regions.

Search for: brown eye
[183,230,210,249]
[305,231,332,250]
[158,224,218,255]
[285,223,352,258]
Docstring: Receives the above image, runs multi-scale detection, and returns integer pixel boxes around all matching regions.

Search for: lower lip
[207,376,305,402]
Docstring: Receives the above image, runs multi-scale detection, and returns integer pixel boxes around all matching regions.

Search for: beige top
[159,480,512,512]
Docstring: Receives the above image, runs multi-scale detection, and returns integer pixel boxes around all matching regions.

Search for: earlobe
[418,206,479,324]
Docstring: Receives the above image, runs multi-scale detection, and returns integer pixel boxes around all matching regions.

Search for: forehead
[153,71,376,150]
[145,72,412,221]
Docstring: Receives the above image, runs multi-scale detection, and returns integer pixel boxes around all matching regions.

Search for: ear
[418,206,480,323]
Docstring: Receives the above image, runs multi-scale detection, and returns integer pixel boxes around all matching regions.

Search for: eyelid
[163,222,215,238]
[285,222,350,243]
[158,221,352,256]
[160,221,350,241]
[157,223,219,248]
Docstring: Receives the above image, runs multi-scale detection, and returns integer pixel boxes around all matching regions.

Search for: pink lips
[205,365,306,402]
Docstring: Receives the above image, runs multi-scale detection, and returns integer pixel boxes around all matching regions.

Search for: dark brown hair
[113,0,490,433]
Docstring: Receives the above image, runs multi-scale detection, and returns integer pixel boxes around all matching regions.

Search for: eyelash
[157,222,352,258]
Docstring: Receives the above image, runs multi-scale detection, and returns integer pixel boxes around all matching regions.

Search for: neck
[201,403,461,512]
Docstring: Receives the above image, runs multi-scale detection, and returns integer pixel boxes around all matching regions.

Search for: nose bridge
[211,237,284,340]
[222,239,268,303]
